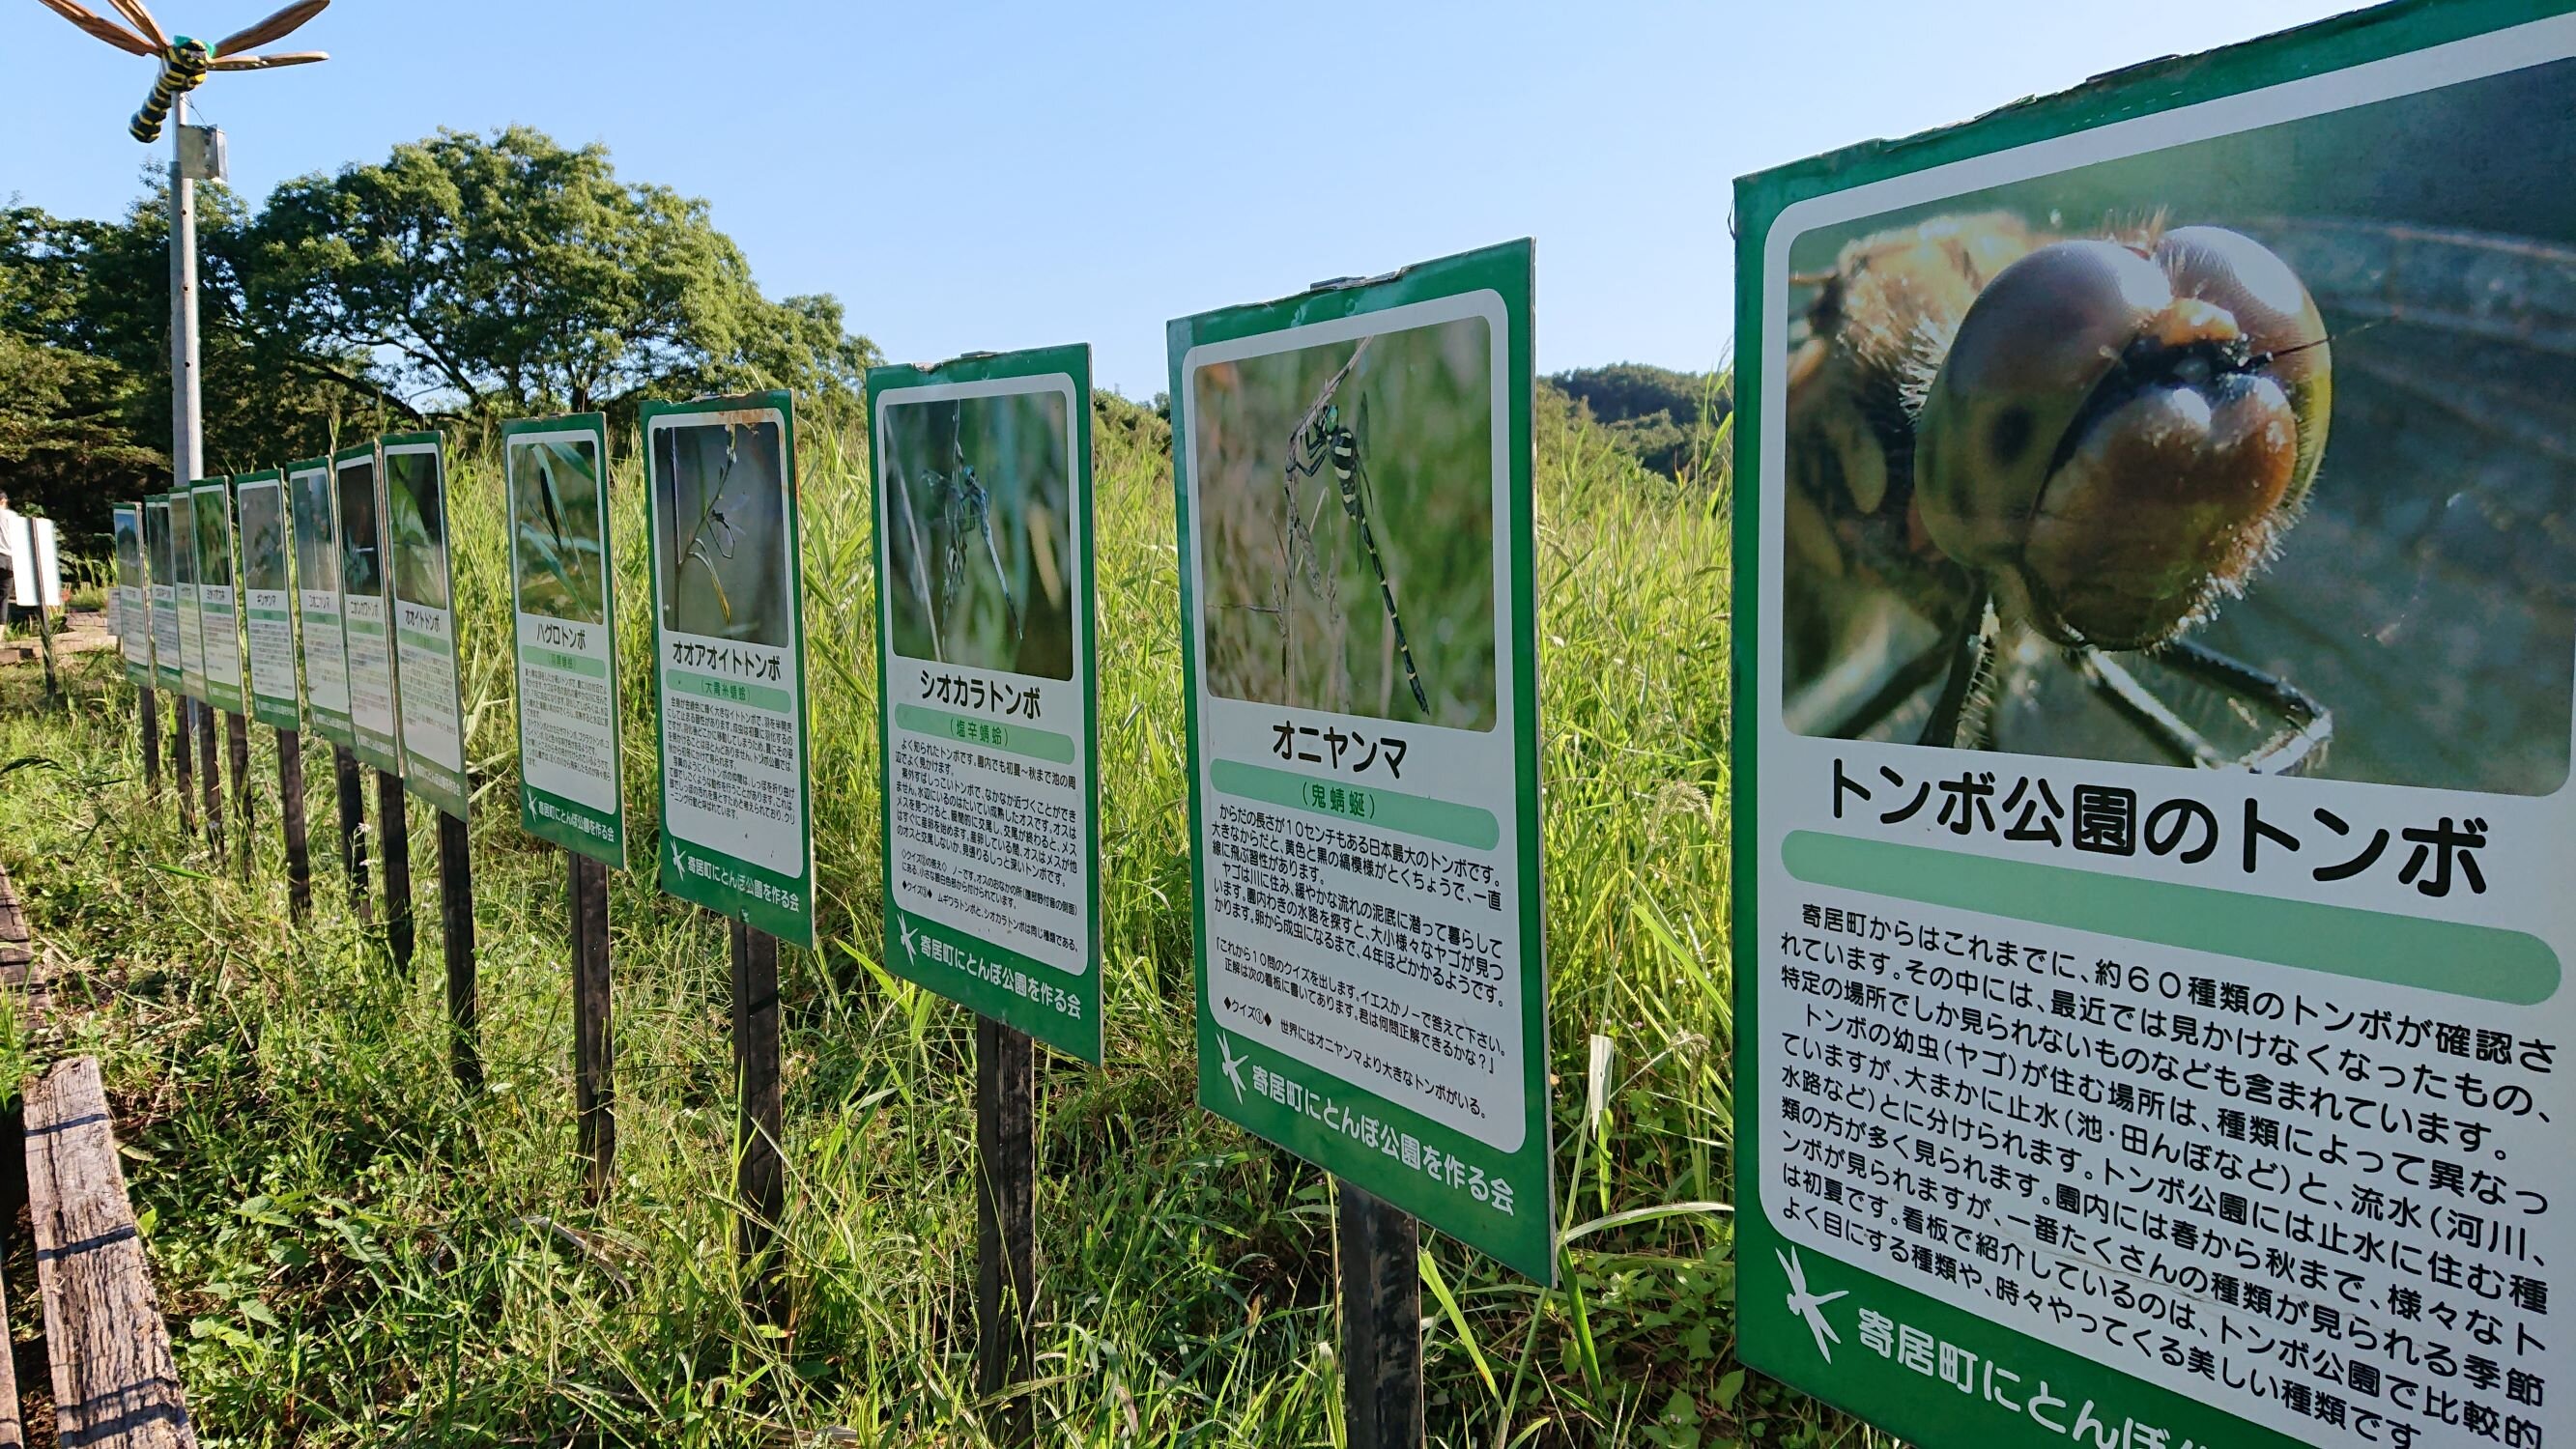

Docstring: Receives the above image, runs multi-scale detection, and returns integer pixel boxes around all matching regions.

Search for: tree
[250,127,876,421]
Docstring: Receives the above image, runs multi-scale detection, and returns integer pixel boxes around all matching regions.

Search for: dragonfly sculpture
[34,0,329,142]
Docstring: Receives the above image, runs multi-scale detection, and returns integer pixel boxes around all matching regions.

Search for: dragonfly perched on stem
[1783,212,2339,774]
[32,0,331,142]
[901,413,1021,664]
[670,425,745,626]
[1249,335,1432,714]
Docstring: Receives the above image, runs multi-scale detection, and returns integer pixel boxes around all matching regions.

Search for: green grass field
[0,395,1869,1448]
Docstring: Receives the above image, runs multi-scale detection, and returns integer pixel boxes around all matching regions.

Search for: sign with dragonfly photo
[1732,5,2576,1448]
[642,391,815,947]
[112,503,150,687]
[287,457,353,747]
[235,469,301,734]
[504,412,626,867]
[384,434,470,818]
[1170,240,1554,1280]
[335,442,403,776]
[144,495,181,694]
[868,345,1102,1063]
[191,477,244,715]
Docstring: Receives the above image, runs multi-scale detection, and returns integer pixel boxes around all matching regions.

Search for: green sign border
[1727,3,2576,1446]
[502,412,626,868]
[234,469,302,734]
[189,476,243,716]
[383,433,470,819]
[1169,239,1556,1282]
[865,343,1104,1065]
[144,495,182,693]
[285,457,354,748]
[335,440,404,776]
[640,390,816,948]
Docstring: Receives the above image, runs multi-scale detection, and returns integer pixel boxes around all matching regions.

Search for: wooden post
[139,688,161,795]
[226,709,252,883]
[976,1015,1037,1443]
[1336,1182,1423,1449]
[196,696,222,859]
[334,744,368,919]
[570,852,615,1203]
[439,810,479,1092]
[730,916,784,1321]
[172,696,195,833]
[278,729,311,921]
[376,770,412,971]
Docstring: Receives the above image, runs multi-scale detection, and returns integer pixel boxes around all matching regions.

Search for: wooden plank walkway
[0,860,27,972]
[24,1058,195,1448]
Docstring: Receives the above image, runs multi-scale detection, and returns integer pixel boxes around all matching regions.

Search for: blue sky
[6,0,2354,398]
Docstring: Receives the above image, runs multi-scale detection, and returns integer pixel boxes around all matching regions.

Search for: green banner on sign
[504,412,625,867]
[643,391,815,947]
[868,343,1104,1064]
[1170,240,1555,1281]
[1732,6,2576,1448]
[384,433,470,820]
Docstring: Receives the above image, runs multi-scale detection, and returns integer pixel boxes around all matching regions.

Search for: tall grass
[0,393,1867,1447]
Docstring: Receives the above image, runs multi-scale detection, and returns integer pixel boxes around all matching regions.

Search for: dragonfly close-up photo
[1778,49,2576,795]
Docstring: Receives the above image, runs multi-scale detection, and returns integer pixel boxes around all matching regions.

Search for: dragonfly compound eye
[1915,228,2330,650]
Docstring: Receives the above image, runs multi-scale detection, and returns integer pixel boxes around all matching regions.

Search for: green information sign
[384,433,470,819]
[504,412,625,867]
[1732,6,2576,1449]
[191,477,245,715]
[335,442,403,776]
[235,469,301,733]
[1170,240,1554,1279]
[173,484,207,702]
[867,345,1103,1063]
[642,391,815,947]
[287,457,353,747]
[112,503,149,688]
[144,494,181,694]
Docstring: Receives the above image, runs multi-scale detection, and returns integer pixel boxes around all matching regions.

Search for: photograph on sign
[114,505,150,686]
[236,471,301,734]
[871,347,1102,1061]
[335,445,402,775]
[1194,317,1496,730]
[1172,240,1552,1279]
[288,460,352,746]
[172,488,206,702]
[1778,56,2574,796]
[504,414,624,866]
[643,393,813,946]
[385,436,469,818]
[1737,13,2576,1449]
[192,480,244,715]
[145,496,181,693]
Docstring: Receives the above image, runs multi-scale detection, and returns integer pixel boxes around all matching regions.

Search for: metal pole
[439,810,479,1091]
[278,728,311,920]
[976,1015,1037,1443]
[1336,1182,1424,1449]
[170,94,200,547]
[730,917,784,1321]
[570,852,615,1203]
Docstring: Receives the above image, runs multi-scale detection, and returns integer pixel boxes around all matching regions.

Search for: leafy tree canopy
[0,127,875,548]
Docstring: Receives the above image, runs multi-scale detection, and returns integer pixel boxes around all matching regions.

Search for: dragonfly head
[1914,226,2330,650]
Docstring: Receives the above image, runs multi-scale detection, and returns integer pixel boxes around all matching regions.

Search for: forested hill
[1544,362,1732,482]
